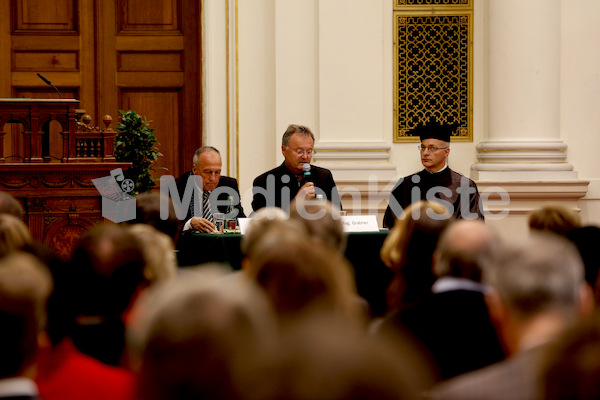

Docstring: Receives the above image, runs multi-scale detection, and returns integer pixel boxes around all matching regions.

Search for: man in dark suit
[379,220,504,381]
[429,233,593,400]
[251,124,341,212]
[0,252,52,400]
[175,146,246,233]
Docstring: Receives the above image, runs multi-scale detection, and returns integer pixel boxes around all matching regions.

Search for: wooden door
[0,0,202,179]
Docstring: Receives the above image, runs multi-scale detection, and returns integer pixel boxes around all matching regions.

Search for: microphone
[37,73,62,99]
[302,163,312,183]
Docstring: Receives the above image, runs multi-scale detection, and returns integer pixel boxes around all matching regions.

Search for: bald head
[434,220,500,282]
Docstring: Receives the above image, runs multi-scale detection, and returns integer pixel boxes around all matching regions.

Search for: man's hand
[190,217,216,233]
[296,182,316,200]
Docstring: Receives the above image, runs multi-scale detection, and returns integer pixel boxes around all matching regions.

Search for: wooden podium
[0,99,130,259]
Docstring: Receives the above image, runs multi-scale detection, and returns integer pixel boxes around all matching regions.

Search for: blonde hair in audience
[128,224,177,285]
[380,200,449,269]
[0,214,32,258]
[528,203,581,237]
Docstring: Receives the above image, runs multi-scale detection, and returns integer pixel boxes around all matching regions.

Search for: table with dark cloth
[176,230,393,316]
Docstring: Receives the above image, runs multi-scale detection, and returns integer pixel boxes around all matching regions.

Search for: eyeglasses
[418,146,448,152]
[289,148,314,156]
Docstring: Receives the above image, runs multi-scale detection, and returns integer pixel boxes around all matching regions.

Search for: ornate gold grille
[393,5,473,142]
[395,0,471,7]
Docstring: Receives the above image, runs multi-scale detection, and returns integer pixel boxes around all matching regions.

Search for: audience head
[69,224,146,317]
[484,233,591,355]
[543,314,600,400]
[433,219,501,282]
[0,252,52,378]
[0,191,24,218]
[240,207,293,262]
[0,214,33,258]
[131,266,277,400]
[528,203,581,237]
[246,315,433,400]
[192,146,222,192]
[486,233,586,323]
[289,198,346,253]
[245,219,359,325]
[127,224,177,286]
[128,192,182,241]
[281,124,315,174]
[381,200,453,309]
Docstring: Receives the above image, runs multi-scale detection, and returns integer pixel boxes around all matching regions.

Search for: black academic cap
[411,118,458,142]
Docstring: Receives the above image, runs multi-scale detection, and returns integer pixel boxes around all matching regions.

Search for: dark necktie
[203,191,214,223]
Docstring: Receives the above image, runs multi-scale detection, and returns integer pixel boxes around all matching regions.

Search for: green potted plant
[115,110,163,194]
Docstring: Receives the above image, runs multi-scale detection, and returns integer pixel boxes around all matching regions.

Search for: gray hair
[289,199,347,254]
[485,232,584,322]
[434,220,500,282]
[282,125,315,147]
[131,266,277,400]
[192,146,220,166]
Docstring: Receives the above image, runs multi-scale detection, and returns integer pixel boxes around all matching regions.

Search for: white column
[472,0,576,181]
[472,0,588,242]
[313,0,396,224]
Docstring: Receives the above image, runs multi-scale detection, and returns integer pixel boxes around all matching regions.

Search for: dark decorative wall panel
[393,1,473,142]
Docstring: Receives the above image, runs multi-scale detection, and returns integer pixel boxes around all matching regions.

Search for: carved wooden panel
[0,162,130,257]
[120,90,180,180]
[13,51,78,71]
[13,0,77,32]
[1,90,78,162]
[2,0,202,185]
[118,51,182,72]
[117,0,181,32]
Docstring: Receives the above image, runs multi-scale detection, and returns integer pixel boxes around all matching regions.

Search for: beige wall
[203,0,600,236]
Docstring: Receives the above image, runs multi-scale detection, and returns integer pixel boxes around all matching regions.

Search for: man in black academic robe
[383,118,484,229]
[251,124,341,212]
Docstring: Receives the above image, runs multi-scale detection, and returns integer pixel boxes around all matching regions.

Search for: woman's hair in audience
[131,266,277,400]
[381,200,453,311]
[0,191,24,218]
[543,313,600,400]
[0,214,33,258]
[528,203,581,237]
[245,219,360,325]
[289,198,347,253]
[127,224,177,286]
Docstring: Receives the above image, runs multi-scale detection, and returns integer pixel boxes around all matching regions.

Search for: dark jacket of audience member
[68,224,146,367]
[378,220,504,381]
[429,233,592,400]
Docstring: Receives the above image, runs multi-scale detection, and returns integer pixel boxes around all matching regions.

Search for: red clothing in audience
[36,339,137,400]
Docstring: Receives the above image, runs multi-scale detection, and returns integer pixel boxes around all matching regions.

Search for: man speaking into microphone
[251,124,342,212]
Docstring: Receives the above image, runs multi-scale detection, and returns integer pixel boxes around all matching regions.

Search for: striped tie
[203,191,214,223]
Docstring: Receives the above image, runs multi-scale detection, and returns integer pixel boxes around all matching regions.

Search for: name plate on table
[341,215,379,232]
